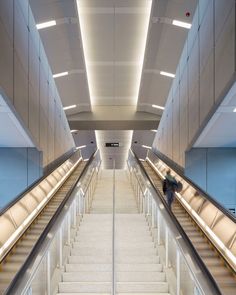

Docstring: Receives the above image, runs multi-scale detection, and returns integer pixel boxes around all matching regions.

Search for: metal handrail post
[112,159,116,295]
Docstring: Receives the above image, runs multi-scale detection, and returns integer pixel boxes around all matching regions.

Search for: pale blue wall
[0,147,42,208]
[185,148,236,211]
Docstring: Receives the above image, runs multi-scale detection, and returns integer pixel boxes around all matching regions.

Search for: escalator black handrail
[130,149,222,295]
[149,149,236,222]
[4,150,99,295]
[0,148,79,216]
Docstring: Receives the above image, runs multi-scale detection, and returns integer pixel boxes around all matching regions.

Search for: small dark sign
[105,142,119,147]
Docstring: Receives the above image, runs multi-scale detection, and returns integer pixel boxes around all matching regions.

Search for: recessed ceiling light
[76,145,86,149]
[142,145,152,149]
[53,71,68,78]
[152,104,165,110]
[63,105,76,110]
[172,19,191,29]
[70,130,78,133]
[160,71,175,78]
[233,108,236,112]
[150,129,157,132]
[83,158,89,161]
[36,20,56,30]
[139,158,145,161]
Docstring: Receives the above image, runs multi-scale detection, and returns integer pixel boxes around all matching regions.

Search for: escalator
[140,153,236,295]
[0,152,87,294]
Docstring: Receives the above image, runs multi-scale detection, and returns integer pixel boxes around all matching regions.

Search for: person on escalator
[163,169,178,210]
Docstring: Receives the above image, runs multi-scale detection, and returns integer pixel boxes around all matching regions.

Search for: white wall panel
[199,52,214,124]
[0,24,13,101]
[214,9,235,102]
[14,5,28,75]
[29,82,39,144]
[0,0,14,41]
[188,84,199,145]
[188,38,199,95]
[14,53,29,126]
[199,0,213,72]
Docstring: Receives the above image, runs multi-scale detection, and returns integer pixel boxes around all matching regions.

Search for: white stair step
[71,248,111,256]
[116,272,165,282]
[63,272,111,282]
[68,255,112,264]
[59,282,111,293]
[57,293,170,295]
[116,264,163,272]
[116,255,160,264]
[117,282,169,293]
[65,264,112,272]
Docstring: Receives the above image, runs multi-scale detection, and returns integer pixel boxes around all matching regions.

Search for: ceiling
[29,0,197,168]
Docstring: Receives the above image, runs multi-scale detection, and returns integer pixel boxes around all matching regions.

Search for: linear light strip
[36,20,56,30]
[64,105,77,110]
[172,19,191,29]
[53,71,68,78]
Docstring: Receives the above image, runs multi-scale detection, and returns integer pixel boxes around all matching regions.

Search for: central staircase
[57,169,170,295]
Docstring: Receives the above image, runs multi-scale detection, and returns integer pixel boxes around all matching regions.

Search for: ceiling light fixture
[151,129,157,132]
[160,71,175,78]
[172,19,191,29]
[63,105,76,110]
[70,130,78,133]
[152,104,165,110]
[76,145,86,149]
[53,71,68,78]
[233,108,236,112]
[36,20,56,30]
[142,145,152,149]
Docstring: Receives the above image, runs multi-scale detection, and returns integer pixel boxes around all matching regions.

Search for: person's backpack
[175,181,183,193]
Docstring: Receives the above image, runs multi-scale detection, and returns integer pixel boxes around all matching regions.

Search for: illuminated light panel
[76,1,152,106]
[36,20,56,30]
[63,105,76,110]
[152,104,165,110]
[70,130,78,133]
[233,108,236,112]
[142,145,152,149]
[53,71,68,78]
[160,71,175,78]
[83,158,89,161]
[76,145,86,149]
[151,129,157,132]
[172,19,191,29]
[139,158,145,161]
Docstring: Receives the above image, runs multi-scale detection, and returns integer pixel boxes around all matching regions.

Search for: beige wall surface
[0,0,74,167]
[153,0,236,168]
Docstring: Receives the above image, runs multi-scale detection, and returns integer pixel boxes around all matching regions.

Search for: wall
[153,0,236,167]
[0,148,42,208]
[0,0,74,167]
[185,148,236,212]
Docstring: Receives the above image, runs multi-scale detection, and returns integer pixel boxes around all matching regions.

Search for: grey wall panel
[187,4,198,55]
[14,4,29,75]
[14,53,29,126]
[0,24,13,101]
[188,84,199,144]
[16,0,29,25]
[215,0,235,43]
[199,0,213,72]
[29,82,39,144]
[198,0,211,24]
[214,8,235,103]
[39,70,49,115]
[199,52,214,124]
[29,36,40,93]
[0,0,14,41]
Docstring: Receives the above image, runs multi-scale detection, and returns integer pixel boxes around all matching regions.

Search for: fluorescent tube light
[142,145,152,149]
[70,130,78,133]
[233,108,236,112]
[152,104,165,110]
[151,129,157,132]
[139,159,145,162]
[36,20,56,30]
[53,71,68,78]
[172,20,191,29]
[160,71,175,78]
[63,105,76,110]
[83,158,89,161]
[76,145,86,149]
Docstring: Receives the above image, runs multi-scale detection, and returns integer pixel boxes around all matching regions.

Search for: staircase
[57,169,170,295]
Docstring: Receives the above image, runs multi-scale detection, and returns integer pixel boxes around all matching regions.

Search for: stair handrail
[129,149,222,295]
[4,150,100,295]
